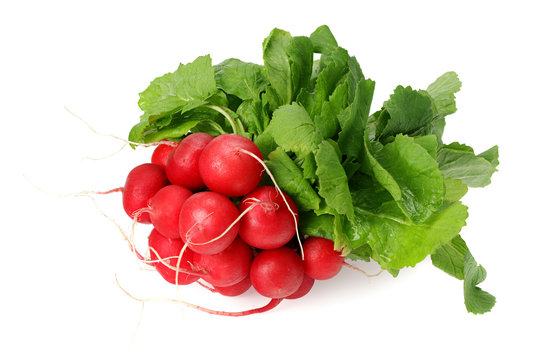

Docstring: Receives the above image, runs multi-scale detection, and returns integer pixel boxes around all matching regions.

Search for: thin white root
[343,262,383,278]
[239,149,303,259]
[64,106,177,147]
[185,203,258,247]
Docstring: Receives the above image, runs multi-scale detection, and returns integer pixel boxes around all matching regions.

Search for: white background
[1,0,539,359]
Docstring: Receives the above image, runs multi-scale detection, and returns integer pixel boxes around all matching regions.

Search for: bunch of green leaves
[128,25,498,314]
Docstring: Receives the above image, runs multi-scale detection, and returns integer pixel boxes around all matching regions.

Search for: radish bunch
[121,133,348,314]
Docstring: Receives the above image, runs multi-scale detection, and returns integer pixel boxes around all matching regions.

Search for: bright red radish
[148,229,199,285]
[285,274,315,299]
[303,237,344,280]
[193,237,252,287]
[238,186,298,249]
[166,133,213,191]
[198,134,263,197]
[151,142,178,168]
[123,163,169,224]
[213,276,252,297]
[148,185,192,239]
[250,247,304,298]
[179,191,240,255]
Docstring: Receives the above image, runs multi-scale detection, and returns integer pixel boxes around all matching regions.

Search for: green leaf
[370,134,445,222]
[315,140,354,220]
[263,29,292,106]
[312,60,348,117]
[266,147,321,211]
[478,145,500,168]
[262,29,313,106]
[347,57,365,102]
[313,80,349,138]
[464,252,496,314]
[288,36,314,102]
[310,25,338,54]
[338,78,375,157]
[254,128,276,158]
[380,85,434,138]
[431,235,469,280]
[352,200,469,269]
[299,211,335,239]
[214,58,268,100]
[268,103,322,157]
[413,135,438,159]
[444,178,469,201]
[432,237,496,314]
[138,55,217,122]
[426,71,462,117]
[237,99,264,135]
[437,143,499,187]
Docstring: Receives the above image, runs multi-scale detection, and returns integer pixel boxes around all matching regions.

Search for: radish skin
[198,134,263,197]
[250,247,304,298]
[123,163,169,224]
[179,191,240,255]
[148,185,192,239]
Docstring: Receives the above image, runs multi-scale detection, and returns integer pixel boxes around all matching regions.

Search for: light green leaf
[268,103,322,157]
[426,71,462,117]
[138,55,217,122]
[373,135,445,222]
[315,140,354,220]
[353,200,469,270]
[464,252,496,314]
[263,28,293,106]
[380,85,434,138]
[431,235,469,280]
[266,147,321,211]
[338,78,375,157]
[214,58,268,100]
[310,25,338,54]
[437,143,499,187]
[237,99,264,135]
[444,178,469,201]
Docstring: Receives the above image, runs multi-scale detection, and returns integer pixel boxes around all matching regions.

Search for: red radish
[166,133,213,191]
[285,274,315,300]
[148,229,199,285]
[151,142,178,168]
[179,191,240,255]
[250,247,304,298]
[148,185,192,239]
[303,237,344,280]
[193,237,252,287]
[198,134,263,197]
[213,276,252,297]
[123,163,169,224]
[238,186,298,249]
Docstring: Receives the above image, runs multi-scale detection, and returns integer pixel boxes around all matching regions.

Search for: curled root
[116,274,282,317]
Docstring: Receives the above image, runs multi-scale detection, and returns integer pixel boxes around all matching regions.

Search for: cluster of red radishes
[121,133,346,308]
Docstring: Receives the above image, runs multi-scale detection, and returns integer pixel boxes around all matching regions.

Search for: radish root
[343,262,383,278]
[116,274,282,317]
